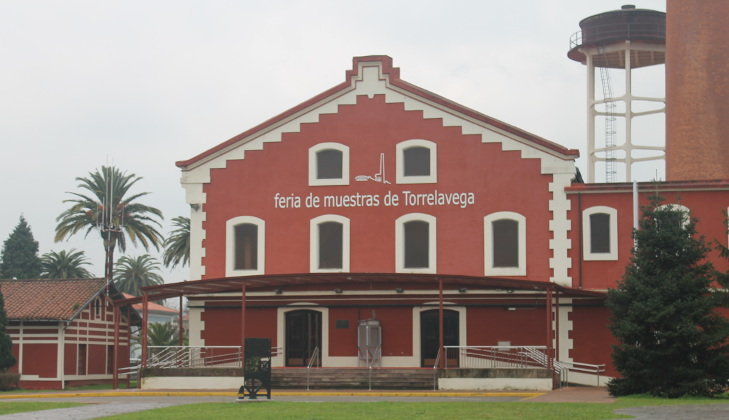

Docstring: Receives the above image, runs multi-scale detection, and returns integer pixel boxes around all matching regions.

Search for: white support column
[624,41,633,181]
[586,52,596,183]
[58,323,65,390]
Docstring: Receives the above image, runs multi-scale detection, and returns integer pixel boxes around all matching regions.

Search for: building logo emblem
[355,153,390,184]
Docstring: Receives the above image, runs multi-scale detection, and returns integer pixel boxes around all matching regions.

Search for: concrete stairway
[271,368,435,389]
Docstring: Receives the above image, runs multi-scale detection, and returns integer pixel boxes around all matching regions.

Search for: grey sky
[0,0,667,285]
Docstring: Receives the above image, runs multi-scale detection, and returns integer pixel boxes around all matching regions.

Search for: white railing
[146,346,243,368]
[444,345,547,369]
[143,345,282,369]
[443,345,606,386]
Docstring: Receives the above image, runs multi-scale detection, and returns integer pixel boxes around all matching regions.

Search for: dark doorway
[420,309,459,367]
[285,310,322,367]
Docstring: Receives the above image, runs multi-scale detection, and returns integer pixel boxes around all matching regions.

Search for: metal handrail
[432,347,442,390]
[306,346,320,391]
[442,345,606,387]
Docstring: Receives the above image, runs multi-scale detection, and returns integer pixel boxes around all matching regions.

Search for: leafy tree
[163,216,190,269]
[55,166,164,280]
[0,216,41,279]
[0,291,16,371]
[40,249,94,279]
[607,198,729,397]
[147,322,181,347]
[113,254,164,296]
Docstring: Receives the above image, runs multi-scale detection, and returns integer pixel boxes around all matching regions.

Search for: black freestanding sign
[238,338,272,399]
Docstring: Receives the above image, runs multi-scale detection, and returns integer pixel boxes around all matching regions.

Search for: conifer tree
[0,216,41,279]
[0,291,16,371]
[607,198,729,397]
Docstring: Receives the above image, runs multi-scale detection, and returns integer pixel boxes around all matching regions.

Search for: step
[271,368,436,389]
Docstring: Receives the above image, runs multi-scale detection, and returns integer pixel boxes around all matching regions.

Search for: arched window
[484,212,526,276]
[226,216,265,276]
[582,206,618,261]
[396,213,436,273]
[396,139,437,184]
[309,143,349,186]
[310,215,350,272]
[655,203,691,228]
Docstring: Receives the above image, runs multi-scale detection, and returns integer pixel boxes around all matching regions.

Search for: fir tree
[0,216,41,279]
[0,291,16,371]
[607,198,729,397]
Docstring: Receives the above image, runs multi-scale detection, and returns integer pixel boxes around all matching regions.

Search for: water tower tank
[568,5,666,183]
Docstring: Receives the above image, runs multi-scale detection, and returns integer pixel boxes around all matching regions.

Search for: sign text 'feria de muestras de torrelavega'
[273,190,476,210]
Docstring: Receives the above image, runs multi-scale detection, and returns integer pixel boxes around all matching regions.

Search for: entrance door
[420,309,459,367]
[285,310,322,367]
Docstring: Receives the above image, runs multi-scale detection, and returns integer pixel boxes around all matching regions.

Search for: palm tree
[40,249,94,279]
[163,216,190,268]
[55,166,164,280]
[112,254,164,296]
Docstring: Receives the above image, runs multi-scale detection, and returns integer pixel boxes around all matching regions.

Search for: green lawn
[101,396,729,420]
[0,401,85,415]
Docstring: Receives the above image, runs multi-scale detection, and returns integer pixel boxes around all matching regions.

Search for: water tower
[568,5,666,183]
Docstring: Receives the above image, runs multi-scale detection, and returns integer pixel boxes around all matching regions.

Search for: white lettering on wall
[273,190,475,209]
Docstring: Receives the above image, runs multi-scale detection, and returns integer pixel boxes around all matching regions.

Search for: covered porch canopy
[113,273,606,387]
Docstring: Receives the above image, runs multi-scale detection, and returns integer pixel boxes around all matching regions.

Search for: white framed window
[396,213,436,273]
[226,216,265,276]
[396,139,437,184]
[308,142,349,186]
[310,214,350,272]
[484,212,526,276]
[582,206,618,261]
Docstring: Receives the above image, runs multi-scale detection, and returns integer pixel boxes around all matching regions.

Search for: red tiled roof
[0,278,107,321]
[122,293,178,314]
[176,55,578,169]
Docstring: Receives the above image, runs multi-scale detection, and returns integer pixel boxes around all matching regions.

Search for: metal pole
[555,290,560,362]
[546,287,554,387]
[438,278,444,369]
[178,295,184,346]
[112,304,120,389]
[241,284,247,359]
[141,293,149,370]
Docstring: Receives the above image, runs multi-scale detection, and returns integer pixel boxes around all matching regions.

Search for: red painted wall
[201,94,554,282]
[64,344,77,375]
[88,344,106,374]
[569,306,617,376]
[568,187,729,290]
[22,343,57,378]
[467,307,547,346]
[200,306,278,346]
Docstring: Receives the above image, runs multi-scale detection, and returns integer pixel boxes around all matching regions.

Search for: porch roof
[118,273,606,306]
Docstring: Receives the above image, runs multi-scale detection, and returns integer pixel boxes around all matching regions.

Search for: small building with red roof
[1,278,136,389]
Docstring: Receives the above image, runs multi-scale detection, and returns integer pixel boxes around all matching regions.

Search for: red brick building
[2,278,135,389]
[167,56,729,386]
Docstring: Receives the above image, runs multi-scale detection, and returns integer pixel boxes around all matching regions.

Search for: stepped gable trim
[175,55,578,170]
[118,272,605,305]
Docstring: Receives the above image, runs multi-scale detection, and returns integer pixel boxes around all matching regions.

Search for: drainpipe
[577,192,584,289]
[633,181,639,247]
